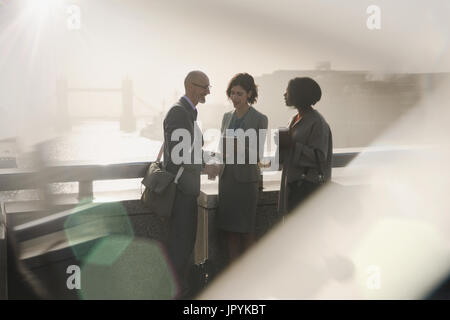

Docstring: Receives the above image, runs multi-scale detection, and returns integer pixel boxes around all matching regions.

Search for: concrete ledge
[198,180,281,210]
[0,157,16,169]
[20,227,109,269]
[4,188,156,228]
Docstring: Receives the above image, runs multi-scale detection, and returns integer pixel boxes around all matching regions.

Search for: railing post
[56,77,71,132]
[35,142,55,208]
[120,77,136,132]
[0,202,8,300]
[78,181,94,201]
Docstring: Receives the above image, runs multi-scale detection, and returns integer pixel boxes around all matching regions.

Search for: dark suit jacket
[219,106,268,183]
[163,97,203,196]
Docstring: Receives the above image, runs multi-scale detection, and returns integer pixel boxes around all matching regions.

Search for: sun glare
[27,0,65,17]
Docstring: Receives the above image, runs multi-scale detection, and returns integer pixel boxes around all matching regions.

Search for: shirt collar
[182,95,196,111]
[290,113,302,129]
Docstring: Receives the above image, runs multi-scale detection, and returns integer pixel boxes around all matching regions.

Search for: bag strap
[156,143,164,162]
[174,167,184,184]
[158,141,185,184]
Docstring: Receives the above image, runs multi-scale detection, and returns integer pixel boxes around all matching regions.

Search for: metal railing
[0,152,362,199]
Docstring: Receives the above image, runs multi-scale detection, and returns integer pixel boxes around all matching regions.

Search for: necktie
[193,108,198,121]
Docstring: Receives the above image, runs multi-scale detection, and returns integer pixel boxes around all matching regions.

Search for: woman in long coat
[277,77,333,216]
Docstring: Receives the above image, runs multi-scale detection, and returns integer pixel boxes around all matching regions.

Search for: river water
[8,119,221,198]
[4,119,162,199]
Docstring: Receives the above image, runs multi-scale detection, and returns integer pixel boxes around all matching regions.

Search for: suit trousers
[167,188,198,296]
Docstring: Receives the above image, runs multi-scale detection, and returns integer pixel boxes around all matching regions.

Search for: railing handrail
[2,144,432,193]
[0,151,361,192]
[0,144,436,201]
[0,161,149,192]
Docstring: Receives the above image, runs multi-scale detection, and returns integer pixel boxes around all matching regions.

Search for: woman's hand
[274,130,280,146]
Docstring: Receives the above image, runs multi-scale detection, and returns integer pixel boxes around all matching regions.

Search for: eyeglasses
[192,83,212,90]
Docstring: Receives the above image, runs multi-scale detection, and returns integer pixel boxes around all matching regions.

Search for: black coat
[278,107,333,215]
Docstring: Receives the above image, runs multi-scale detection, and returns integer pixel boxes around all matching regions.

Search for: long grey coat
[278,107,332,215]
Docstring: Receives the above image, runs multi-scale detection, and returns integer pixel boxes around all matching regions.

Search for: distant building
[255,70,450,147]
[315,61,331,71]
[0,138,18,168]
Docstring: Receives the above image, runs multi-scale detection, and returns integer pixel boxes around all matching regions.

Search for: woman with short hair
[278,77,333,216]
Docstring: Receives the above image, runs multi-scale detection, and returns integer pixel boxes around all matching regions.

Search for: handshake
[203,151,223,180]
[203,163,222,180]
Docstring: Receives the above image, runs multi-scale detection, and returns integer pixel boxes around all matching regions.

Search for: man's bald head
[184,70,210,106]
[184,71,208,89]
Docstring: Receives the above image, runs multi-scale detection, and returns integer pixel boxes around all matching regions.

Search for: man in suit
[163,70,218,299]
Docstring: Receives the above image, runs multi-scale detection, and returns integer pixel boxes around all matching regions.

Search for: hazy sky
[1,0,449,141]
[64,0,450,104]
